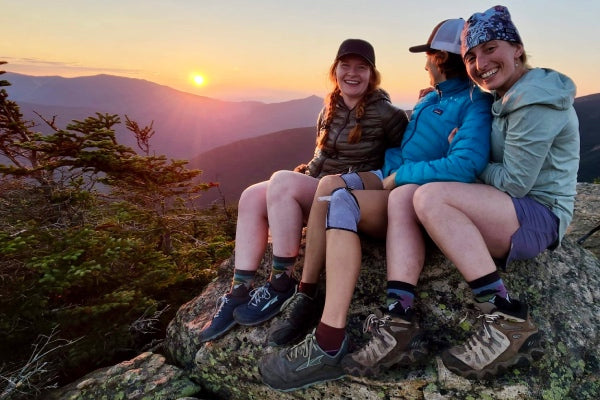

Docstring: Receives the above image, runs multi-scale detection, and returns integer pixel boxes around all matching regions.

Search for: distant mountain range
[4,72,324,159]
[2,73,598,208]
[189,126,316,206]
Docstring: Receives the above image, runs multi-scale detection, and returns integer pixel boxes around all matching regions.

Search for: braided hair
[317,58,382,148]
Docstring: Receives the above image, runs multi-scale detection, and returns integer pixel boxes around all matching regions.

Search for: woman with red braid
[198,39,408,342]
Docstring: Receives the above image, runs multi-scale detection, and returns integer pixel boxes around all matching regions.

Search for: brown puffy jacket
[304,89,408,178]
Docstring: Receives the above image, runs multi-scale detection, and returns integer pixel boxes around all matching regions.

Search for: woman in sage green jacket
[414,5,580,380]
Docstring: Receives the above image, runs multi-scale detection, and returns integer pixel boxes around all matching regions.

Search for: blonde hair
[317,59,382,148]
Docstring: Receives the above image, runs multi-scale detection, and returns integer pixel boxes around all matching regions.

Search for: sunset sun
[193,75,205,86]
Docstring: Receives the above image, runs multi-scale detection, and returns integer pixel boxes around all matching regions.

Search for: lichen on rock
[164,184,600,400]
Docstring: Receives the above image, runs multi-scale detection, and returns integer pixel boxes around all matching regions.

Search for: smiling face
[463,39,525,97]
[335,55,372,108]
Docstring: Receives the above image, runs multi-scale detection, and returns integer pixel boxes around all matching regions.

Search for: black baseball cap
[336,39,376,67]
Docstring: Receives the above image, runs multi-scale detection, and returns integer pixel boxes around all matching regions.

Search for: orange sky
[3,0,598,108]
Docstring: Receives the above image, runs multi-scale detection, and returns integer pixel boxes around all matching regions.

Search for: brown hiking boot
[441,297,544,380]
[341,309,427,377]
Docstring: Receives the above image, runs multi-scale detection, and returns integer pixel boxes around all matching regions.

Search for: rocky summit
[49,183,600,400]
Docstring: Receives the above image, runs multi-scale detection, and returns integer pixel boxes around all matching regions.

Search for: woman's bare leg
[413,182,518,281]
[302,172,384,284]
[386,184,424,284]
[320,189,389,328]
[233,181,270,272]
[266,170,319,258]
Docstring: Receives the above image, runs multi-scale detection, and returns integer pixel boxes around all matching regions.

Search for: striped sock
[231,269,255,297]
[386,281,415,314]
[269,255,296,292]
[469,271,509,303]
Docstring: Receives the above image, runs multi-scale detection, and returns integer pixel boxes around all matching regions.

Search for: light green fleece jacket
[480,68,580,243]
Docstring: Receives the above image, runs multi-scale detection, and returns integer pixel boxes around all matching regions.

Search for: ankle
[315,321,345,355]
[298,281,318,298]
[269,272,294,292]
[229,284,250,298]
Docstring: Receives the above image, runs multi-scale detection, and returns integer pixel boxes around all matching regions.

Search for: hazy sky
[3,0,599,108]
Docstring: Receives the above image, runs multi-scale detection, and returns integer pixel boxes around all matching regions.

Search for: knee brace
[340,172,364,190]
[326,187,360,232]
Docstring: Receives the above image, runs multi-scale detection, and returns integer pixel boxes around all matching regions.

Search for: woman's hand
[293,163,308,174]
[418,87,435,99]
[448,127,458,143]
[382,172,397,190]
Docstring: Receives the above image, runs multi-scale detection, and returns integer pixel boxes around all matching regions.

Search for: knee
[269,170,295,190]
[267,170,297,199]
[413,183,445,222]
[326,188,360,232]
[315,174,344,196]
[388,185,417,220]
[239,183,267,215]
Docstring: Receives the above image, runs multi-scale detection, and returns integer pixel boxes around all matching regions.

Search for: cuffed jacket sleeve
[480,104,557,197]
[382,78,493,187]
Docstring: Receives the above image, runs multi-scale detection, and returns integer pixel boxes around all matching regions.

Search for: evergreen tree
[0,63,235,398]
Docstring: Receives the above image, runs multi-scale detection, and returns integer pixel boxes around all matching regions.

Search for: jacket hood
[492,68,576,117]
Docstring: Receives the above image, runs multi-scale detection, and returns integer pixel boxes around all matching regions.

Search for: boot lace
[353,313,392,360]
[461,313,501,351]
[248,285,271,307]
[212,295,229,319]
[363,313,390,335]
[285,332,317,362]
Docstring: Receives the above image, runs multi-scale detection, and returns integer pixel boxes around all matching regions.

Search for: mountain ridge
[3,73,598,202]
[4,72,324,158]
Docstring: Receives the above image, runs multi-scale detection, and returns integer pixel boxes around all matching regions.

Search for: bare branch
[32,111,59,132]
[129,305,170,336]
[0,327,81,400]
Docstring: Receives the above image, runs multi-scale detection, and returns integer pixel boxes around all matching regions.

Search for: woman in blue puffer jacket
[260,18,493,391]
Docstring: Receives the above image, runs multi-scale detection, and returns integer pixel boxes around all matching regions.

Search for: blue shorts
[340,170,384,190]
[498,196,559,268]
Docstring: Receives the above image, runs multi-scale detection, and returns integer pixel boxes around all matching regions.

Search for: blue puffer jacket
[382,77,492,185]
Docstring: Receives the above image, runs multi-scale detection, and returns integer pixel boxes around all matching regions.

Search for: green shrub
[0,67,236,396]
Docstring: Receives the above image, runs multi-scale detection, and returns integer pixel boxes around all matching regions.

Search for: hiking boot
[341,308,427,377]
[198,292,250,343]
[259,330,348,392]
[441,297,544,380]
[233,280,297,326]
[268,292,321,346]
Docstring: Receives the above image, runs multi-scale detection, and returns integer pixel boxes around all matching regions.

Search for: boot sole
[442,334,544,380]
[198,320,237,343]
[343,347,428,377]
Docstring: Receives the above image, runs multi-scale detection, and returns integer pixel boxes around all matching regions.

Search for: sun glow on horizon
[193,75,205,86]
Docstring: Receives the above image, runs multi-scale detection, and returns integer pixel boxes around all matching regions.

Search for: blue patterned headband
[461,5,522,56]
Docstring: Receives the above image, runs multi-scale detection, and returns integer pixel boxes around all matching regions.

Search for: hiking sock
[298,281,318,298]
[386,281,415,315]
[269,255,296,292]
[469,270,510,303]
[230,269,255,297]
[315,321,345,356]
